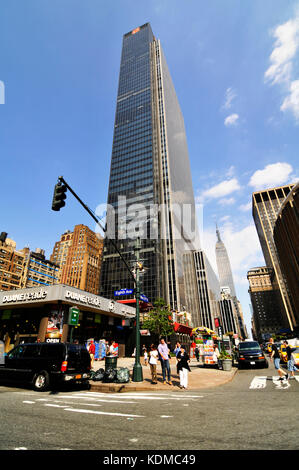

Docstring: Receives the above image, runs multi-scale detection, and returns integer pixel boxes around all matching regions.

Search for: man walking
[158,338,172,385]
[269,338,288,384]
[284,340,298,379]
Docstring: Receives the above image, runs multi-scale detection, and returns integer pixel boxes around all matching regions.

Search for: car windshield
[239,342,261,351]
[292,348,299,354]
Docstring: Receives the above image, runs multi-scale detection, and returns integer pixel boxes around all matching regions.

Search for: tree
[141,298,174,338]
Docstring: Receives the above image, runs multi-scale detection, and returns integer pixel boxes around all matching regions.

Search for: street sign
[114,288,134,296]
[140,294,149,302]
[68,306,80,326]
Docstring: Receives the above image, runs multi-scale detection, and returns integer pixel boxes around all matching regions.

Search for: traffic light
[52,182,67,211]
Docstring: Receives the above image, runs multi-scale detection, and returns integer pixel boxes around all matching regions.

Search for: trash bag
[103,367,117,383]
[93,368,105,381]
[89,370,97,380]
[115,367,130,383]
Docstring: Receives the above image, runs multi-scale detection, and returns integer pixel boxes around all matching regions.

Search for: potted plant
[219,349,233,371]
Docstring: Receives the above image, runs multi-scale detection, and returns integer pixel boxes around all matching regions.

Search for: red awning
[174,322,193,335]
[117,299,150,310]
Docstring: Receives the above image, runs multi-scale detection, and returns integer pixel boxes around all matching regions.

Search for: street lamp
[132,236,146,382]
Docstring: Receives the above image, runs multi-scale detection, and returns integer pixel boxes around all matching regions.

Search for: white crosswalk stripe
[249,376,267,389]
[249,375,299,389]
[18,390,204,419]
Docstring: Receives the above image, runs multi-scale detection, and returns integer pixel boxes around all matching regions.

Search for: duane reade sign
[2,290,48,304]
[0,285,136,319]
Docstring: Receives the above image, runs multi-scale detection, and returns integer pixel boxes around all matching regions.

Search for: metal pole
[132,237,143,382]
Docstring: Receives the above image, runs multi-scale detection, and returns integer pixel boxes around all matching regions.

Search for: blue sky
[1,1,299,335]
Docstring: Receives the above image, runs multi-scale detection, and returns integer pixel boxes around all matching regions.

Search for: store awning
[174,322,193,335]
[117,299,151,310]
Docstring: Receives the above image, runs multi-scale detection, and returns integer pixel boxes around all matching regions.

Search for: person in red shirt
[89,340,96,367]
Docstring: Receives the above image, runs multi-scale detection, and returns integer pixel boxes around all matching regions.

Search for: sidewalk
[89,357,237,393]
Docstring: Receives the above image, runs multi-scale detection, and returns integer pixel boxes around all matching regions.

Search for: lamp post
[132,236,143,382]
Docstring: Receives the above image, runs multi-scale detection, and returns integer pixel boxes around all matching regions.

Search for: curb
[89,367,238,393]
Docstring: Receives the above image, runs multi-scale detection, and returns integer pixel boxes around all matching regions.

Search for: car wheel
[32,370,50,392]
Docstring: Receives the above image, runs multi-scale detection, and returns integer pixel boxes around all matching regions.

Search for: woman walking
[149,344,159,384]
[177,345,191,389]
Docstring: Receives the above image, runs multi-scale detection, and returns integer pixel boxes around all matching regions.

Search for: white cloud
[280,79,299,120]
[265,17,299,85]
[239,201,252,212]
[199,178,241,202]
[218,197,235,206]
[224,113,239,126]
[222,87,237,109]
[248,162,293,190]
[265,12,299,122]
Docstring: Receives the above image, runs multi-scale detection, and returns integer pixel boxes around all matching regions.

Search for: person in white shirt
[149,344,159,384]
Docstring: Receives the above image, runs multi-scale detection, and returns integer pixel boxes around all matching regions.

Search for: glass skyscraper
[100,23,199,310]
[252,184,296,330]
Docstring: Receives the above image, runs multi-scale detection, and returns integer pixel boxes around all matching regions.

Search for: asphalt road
[0,361,298,452]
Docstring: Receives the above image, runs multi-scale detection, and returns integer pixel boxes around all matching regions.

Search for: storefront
[0,285,135,356]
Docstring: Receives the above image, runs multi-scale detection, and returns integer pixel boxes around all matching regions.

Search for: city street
[1,362,298,451]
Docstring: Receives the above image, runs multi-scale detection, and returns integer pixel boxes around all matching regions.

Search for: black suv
[0,342,91,391]
[237,341,269,369]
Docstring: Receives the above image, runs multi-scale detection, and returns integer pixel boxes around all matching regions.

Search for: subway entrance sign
[68,306,80,326]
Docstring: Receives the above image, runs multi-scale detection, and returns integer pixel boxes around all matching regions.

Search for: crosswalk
[249,375,299,390]
[18,390,204,419]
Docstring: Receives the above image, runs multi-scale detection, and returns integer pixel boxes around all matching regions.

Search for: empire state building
[215,225,236,297]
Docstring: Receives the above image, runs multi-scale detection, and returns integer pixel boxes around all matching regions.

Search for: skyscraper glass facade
[100,23,199,309]
[252,184,296,330]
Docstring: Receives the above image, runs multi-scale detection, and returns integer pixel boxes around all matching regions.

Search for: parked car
[0,342,91,391]
[237,341,269,369]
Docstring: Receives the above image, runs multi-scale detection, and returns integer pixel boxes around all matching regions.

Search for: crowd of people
[142,339,191,389]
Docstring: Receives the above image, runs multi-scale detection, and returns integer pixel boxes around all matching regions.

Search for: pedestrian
[177,345,191,389]
[158,338,172,385]
[109,341,118,356]
[284,340,298,379]
[143,347,148,366]
[88,339,96,368]
[269,338,288,383]
[213,344,221,369]
[100,340,106,360]
[174,342,181,364]
[149,344,158,384]
[194,345,200,362]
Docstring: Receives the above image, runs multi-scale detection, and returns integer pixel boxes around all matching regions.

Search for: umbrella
[192,326,216,336]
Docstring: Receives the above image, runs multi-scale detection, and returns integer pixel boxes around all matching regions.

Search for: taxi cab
[291,348,299,367]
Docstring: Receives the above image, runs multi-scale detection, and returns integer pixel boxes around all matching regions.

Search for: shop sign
[2,290,47,304]
[65,290,102,307]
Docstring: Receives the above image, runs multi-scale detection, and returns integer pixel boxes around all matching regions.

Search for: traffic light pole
[54,176,143,382]
[132,237,143,382]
